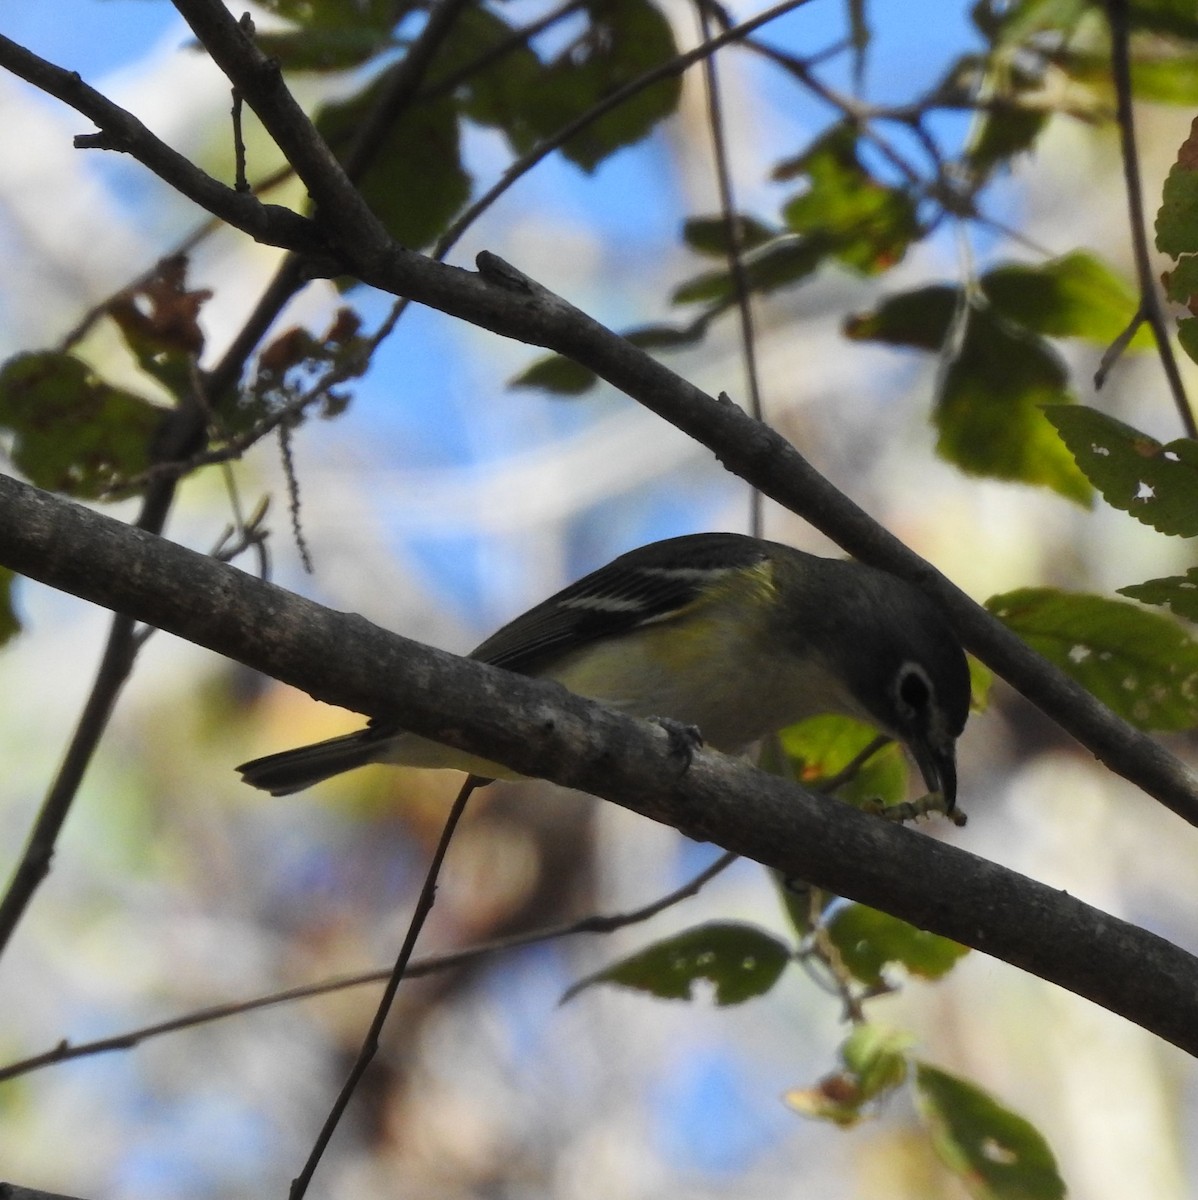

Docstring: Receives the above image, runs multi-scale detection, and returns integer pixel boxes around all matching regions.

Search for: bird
[237,532,971,808]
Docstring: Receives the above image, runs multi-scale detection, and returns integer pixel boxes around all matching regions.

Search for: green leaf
[1178,316,1198,365]
[1162,253,1198,305]
[509,353,597,396]
[1063,47,1198,103]
[682,214,776,257]
[844,285,960,349]
[841,1024,913,1101]
[778,714,908,809]
[1044,406,1198,535]
[0,352,163,498]
[436,6,545,156]
[533,0,682,172]
[915,1063,1066,1200]
[987,587,1198,730]
[0,568,21,647]
[982,252,1146,346]
[1120,569,1198,621]
[252,27,396,71]
[1156,121,1198,258]
[827,904,969,988]
[778,126,920,273]
[785,1024,912,1126]
[965,105,1048,174]
[625,322,704,350]
[935,308,1091,503]
[562,922,791,1006]
[316,85,470,251]
[672,236,830,306]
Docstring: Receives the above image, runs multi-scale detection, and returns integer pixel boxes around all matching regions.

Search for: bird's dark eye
[897,665,931,713]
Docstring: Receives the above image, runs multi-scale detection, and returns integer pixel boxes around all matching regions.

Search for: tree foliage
[3,0,1198,1197]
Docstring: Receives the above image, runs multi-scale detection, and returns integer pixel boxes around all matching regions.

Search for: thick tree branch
[2,471,1198,1056]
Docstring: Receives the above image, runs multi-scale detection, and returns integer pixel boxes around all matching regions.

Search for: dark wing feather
[470,532,772,674]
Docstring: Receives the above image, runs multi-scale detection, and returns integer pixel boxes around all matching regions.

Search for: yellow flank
[377,557,862,775]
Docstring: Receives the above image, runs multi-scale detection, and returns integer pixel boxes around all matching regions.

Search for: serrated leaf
[935,308,1091,503]
[827,904,969,987]
[987,587,1198,729]
[779,714,908,809]
[844,285,960,349]
[0,568,21,647]
[982,252,1146,346]
[1162,254,1198,305]
[1180,316,1198,365]
[1120,569,1198,621]
[682,214,776,256]
[0,352,162,498]
[562,922,790,1006]
[1045,406,1198,535]
[915,1063,1066,1200]
[1157,117,1198,258]
[316,86,470,251]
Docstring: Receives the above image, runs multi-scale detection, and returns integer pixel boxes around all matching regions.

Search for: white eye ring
[894,662,933,719]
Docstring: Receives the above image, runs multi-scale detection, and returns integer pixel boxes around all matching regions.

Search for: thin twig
[0,849,737,1085]
[695,1,767,538]
[1103,0,1196,435]
[290,776,478,1199]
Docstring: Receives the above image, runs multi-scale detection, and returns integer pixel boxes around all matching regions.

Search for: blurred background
[1,1,1197,1197]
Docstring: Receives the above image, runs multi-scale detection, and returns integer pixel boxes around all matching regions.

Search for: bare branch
[2,472,1198,1056]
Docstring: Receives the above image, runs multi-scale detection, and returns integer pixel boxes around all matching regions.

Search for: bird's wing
[470,532,774,674]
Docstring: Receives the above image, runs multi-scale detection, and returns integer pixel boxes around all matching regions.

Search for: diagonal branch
[2,471,1198,1056]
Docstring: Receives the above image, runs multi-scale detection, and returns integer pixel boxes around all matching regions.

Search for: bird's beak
[911,738,957,814]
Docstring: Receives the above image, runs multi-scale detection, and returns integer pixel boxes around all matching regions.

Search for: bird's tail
[237,730,381,796]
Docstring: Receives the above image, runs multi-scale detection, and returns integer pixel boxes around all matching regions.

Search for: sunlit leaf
[981,252,1146,346]
[0,352,162,498]
[1045,406,1198,535]
[779,714,907,809]
[785,1025,912,1126]
[562,922,791,1006]
[987,587,1198,730]
[779,126,920,273]
[915,1064,1066,1200]
[827,904,969,987]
